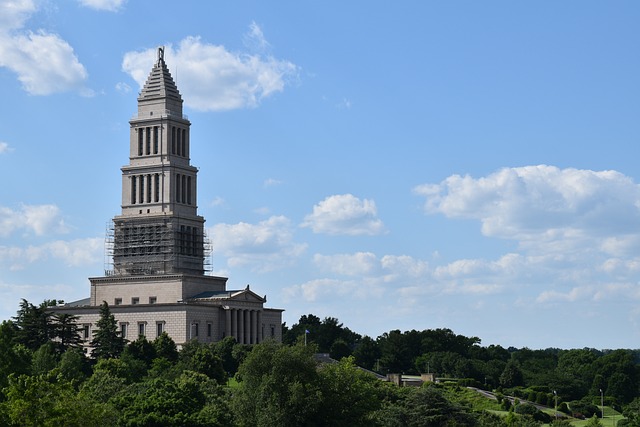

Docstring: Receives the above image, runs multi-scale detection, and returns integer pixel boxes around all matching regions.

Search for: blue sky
[1,0,640,349]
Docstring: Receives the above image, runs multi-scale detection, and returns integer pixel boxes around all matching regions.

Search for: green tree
[232,340,322,426]
[13,299,57,350]
[90,301,125,359]
[500,359,524,388]
[50,312,83,353]
[329,338,352,360]
[352,335,381,371]
[31,342,58,375]
[153,331,179,362]
[317,356,382,426]
[372,384,476,426]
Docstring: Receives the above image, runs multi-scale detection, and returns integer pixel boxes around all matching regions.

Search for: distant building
[53,47,283,347]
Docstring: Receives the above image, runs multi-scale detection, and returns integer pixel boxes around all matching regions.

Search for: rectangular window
[271,325,275,338]
[153,126,159,154]
[146,126,151,155]
[83,324,90,340]
[131,176,137,205]
[191,322,199,338]
[114,298,122,305]
[157,322,164,337]
[207,323,212,337]
[131,297,139,305]
[138,322,145,337]
[139,175,144,204]
[138,129,143,156]
[154,174,160,203]
[120,323,127,339]
[149,296,157,304]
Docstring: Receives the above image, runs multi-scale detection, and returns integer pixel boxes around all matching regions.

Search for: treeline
[284,314,640,409]
[2,301,640,426]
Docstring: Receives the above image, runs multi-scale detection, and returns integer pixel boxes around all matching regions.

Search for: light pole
[600,389,604,420]
[553,390,558,420]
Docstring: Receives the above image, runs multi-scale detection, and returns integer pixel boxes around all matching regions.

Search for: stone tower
[56,47,283,347]
[113,47,205,276]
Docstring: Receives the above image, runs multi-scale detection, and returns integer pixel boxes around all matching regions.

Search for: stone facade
[52,47,283,349]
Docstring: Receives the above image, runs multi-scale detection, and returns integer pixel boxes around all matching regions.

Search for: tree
[90,302,125,359]
[31,342,58,375]
[372,384,476,426]
[50,312,83,353]
[352,335,381,371]
[500,359,524,388]
[153,332,178,362]
[317,356,383,426]
[232,340,322,426]
[13,299,57,350]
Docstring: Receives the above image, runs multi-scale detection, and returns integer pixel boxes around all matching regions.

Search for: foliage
[90,302,125,360]
[232,340,322,426]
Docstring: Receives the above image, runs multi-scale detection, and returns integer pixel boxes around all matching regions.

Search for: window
[207,323,212,337]
[120,323,127,339]
[176,174,181,203]
[181,175,186,203]
[187,176,192,205]
[139,175,144,204]
[181,129,186,157]
[138,129,143,156]
[153,126,159,154]
[154,174,160,202]
[171,127,176,154]
[156,322,164,337]
[191,322,199,338]
[146,174,152,203]
[149,296,157,304]
[270,325,275,338]
[83,324,90,340]
[131,297,139,305]
[131,176,137,204]
[176,127,181,156]
[114,298,122,305]
[145,126,151,155]
[138,322,145,337]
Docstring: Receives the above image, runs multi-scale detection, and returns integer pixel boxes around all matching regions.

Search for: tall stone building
[54,47,283,347]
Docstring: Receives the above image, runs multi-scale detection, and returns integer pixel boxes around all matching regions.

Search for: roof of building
[138,47,181,102]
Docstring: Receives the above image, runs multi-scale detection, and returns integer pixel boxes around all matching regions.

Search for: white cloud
[414,165,640,254]
[77,0,127,12]
[0,141,11,153]
[0,204,68,237]
[301,193,385,236]
[314,252,379,276]
[0,1,89,95]
[115,81,131,93]
[122,31,299,112]
[0,237,103,269]
[210,215,307,272]
[243,21,271,53]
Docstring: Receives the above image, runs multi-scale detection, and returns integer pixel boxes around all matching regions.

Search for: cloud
[301,194,385,236]
[210,215,307,272]
[0,237,103,269]
[0,204,68,237]
[122,30,299,112]
[0,1,89,95]
[77,0,127,12]
[314,252,379,276]
[243,21,271,53]
[0,141,11,154]
[264,178,283,188]
[414,165,640,254]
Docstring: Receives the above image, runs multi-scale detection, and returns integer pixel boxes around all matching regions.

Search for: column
[238,309,244,344]
[225,308,231,338]
[250,310,257,344]
[257,310,263,343]
[244,310,250,344]
[231,309,238,341]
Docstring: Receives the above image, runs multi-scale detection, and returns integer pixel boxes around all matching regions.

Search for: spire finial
[157,46,165,64]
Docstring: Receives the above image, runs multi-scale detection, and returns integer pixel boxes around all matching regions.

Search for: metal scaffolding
[104,218,212,277]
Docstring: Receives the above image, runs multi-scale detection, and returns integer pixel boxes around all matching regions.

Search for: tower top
[138,47,181,104]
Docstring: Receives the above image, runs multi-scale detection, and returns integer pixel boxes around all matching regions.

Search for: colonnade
[131,174,160,204]
[225,308,262,344]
